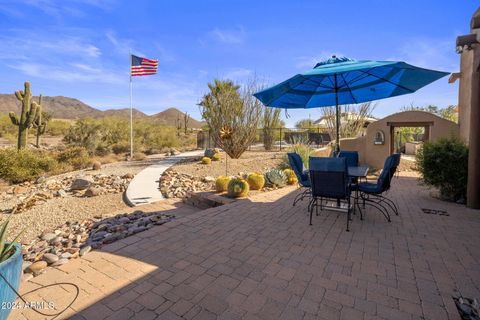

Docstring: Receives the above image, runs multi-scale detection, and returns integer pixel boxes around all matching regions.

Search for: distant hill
[0,94,203,127]
[150,107,205,128]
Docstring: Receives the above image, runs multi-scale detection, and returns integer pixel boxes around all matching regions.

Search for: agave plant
[0,216,24,263]
[265,169,288,187]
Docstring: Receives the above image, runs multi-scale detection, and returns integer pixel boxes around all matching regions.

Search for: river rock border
[21,210,174,281]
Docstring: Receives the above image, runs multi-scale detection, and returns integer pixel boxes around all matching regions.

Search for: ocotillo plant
[9,82,40,149]
[33,95,48,148]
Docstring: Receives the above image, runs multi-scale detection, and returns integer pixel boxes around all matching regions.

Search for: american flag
[130,54,158,77]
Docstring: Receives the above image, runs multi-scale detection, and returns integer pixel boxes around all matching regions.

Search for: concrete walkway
[125,150,203,206]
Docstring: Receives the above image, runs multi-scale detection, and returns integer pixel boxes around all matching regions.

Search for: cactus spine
[9,82,40,149]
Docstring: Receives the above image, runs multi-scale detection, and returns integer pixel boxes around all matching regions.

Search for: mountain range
[0,94,204,128]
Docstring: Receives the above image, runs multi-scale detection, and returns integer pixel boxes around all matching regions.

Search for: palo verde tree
[199,79,263,159]
[9,81,41,149]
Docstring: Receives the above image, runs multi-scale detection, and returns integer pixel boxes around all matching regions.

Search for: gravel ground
[1,155,165,243]
[172,150,286,178]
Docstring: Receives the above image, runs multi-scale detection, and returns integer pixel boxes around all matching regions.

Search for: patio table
[348,166,369,216]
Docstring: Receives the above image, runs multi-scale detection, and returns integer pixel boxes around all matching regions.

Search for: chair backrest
[334,150,359,167]
[287,153,309,186]
[309,157,349,199]
[377,154,397,192]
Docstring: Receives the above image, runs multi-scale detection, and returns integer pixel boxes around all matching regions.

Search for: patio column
[467,44,480,209]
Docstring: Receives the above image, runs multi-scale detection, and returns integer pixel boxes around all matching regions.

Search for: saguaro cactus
[33,95,47,148]
[9,82,40,149]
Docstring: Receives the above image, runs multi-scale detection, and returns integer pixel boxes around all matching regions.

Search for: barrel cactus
[227,178,249,198]
[265,169,288,187]
[283,169,298,185]
[201,157,211,164]
[215,176,231,192]
[247,172,265,190]
[211,153,221,161]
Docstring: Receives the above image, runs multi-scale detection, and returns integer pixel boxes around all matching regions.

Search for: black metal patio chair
[287,153,311,206]
[308,157,353,231]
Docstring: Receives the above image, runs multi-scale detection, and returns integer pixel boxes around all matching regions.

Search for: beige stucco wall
[339,136,366,164]
[458,49,474,144]
[357,111,460,169]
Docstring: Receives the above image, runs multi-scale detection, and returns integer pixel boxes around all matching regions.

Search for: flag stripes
[131,54,158,77]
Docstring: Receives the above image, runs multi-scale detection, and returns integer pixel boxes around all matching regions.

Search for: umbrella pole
[334,74,340,152]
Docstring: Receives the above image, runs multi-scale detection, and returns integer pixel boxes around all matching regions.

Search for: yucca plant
[0,216,24,263]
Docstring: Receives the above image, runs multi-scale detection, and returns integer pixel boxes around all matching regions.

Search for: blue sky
[0,0,476,126]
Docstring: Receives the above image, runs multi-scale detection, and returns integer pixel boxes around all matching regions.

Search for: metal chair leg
[309,198,315,225]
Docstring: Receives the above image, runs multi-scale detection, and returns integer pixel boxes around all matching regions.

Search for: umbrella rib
[340,73,358,104]
[358,70,414,93]
[298,75,334,89]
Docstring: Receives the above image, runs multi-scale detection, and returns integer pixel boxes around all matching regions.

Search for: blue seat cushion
[358,182,382,194]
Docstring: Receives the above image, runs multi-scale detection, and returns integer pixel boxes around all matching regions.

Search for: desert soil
[171,150,286,178]
[1,155,165,244]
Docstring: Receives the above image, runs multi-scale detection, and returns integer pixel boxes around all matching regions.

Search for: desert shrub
[46,119,72,136]
[56,146,91,170]
[112,142,131,154]
[280,136,316,170]
[262,107,282,151]
[416,137,468,202]
[227,178,249,198]
[0,148,58,183]
[199,79,263,159]
[215,176,231,192]
[283,169,298,185]
[132,152,147,161]
[247,172,265,190]
[201,157,211,165]
[64,117,182,155]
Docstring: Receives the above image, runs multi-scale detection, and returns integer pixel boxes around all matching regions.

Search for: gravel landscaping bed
[0,155,164,243]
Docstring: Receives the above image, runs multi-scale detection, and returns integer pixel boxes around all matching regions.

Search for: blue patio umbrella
[254,56,449,150]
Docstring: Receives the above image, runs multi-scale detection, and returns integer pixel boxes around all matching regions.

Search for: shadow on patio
[12,173,480,320]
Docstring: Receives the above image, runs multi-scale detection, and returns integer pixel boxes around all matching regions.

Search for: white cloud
[0,0,115,18]
[10,62,124,84]
[208,26,246,44]
[386,37,458,71]
[223,68,253,81]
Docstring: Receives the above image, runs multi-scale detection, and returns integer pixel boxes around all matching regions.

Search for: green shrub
[416,137,468,201]
[0,148,58,183]
[56,146,91,170]
[112,142,131,154]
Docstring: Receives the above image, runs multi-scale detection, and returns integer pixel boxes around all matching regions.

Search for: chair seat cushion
[358,182,382,194]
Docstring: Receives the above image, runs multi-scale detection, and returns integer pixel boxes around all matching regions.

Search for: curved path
[125,150,203,206]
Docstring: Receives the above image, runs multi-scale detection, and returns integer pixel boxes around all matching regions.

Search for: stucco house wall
[341,111,459,169]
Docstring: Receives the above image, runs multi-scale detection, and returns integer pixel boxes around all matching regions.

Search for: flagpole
[129,50,133,160]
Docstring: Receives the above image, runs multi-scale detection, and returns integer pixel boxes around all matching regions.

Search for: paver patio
[12,172,480,320]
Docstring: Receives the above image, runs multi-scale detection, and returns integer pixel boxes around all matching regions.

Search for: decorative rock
[60,252,72,259]
[13,186,28,194]
[42,253,59,264]
[92,161,102,170]
[36,176,46,184]
[203,176,215,183]
[26,261,47,274]
[41,233,57,242]
[57,189,67,197]
[85,187,102,197]
[22,261,32,272]
[70,176,94,191]
[123,173,134,179]
[51,258,69,267]
[79,245,92,256]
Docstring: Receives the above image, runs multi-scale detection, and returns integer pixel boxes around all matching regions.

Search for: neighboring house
[313,112,377,129]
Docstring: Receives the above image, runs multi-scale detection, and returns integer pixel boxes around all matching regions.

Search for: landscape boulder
[70,176,94,191]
